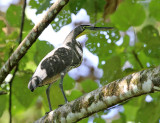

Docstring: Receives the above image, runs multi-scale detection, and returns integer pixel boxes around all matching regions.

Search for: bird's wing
[28,47,73,91]
[40,47,73,78]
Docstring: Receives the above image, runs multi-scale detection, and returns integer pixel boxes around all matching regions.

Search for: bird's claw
[58,104,64,107]
[45,111,51,115]
[58,101,68,107]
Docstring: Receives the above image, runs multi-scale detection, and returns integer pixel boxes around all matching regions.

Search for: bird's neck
[63,28,81,44]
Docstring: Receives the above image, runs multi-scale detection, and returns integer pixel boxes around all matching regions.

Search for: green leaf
[12,73,37,108]
[6,5,22,27]
[69,0,105,16]
[19,39,37,71]
[149,0,160,21]
[137,50,159,67]
[29,0,40,9]
[111,1,146,31]
[7,30,19,40]
[41,82,64,110]
[0,20,5,38]
[81,79,98,93]
[150,92,160,101]
[23,18,34,31]
[123,96,143,121]
[77,117,89,123]
[122,35,130,47]
[101,56,123,84]
[11,94,28,115]
[87,27,120,65]
[34,41,54,65]
[3,40,18,61]
[124,103,139,121]
[135,100,160,123]
[144,41,160,58]
[112,112,126,123]
[93,117,105,123]
[0,20,5,29]
[137,25,160,58]
[137,25,160,44]
[21,39,52,72]
[36,0,51,14]
[83,0,106,21]
[69,0,86,14]
[51,9,71,31]
[63,74,75,90]
[0,95,7,117]
[67,90,83,101]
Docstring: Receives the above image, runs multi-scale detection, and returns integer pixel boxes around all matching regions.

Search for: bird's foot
[45,109,52,115]
[58,101,68,107]
[45,111,50,115]
[45,112,49,115]
[58,104,64,107]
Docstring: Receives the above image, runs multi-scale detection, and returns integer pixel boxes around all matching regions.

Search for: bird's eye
[82,26,86,29]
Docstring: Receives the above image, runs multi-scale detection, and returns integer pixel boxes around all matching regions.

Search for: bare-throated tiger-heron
[28,25,113,112]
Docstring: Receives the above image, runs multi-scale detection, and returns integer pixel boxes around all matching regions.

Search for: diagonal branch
[0,0,69,85]
[35,66,160,123]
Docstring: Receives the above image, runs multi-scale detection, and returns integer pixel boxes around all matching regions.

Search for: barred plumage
[28,25,113,112]
[28,44,83,91]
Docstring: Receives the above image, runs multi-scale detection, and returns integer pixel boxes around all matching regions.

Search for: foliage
[0,0,160,122]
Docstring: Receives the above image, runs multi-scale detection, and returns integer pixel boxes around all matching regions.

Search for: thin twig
[132,50,144,69]
[9,66,18,123]
[9,1,27,123]
[18,0,27,44]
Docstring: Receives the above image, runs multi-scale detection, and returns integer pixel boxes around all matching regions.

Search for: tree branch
[18,0,27,44]
[0,0,69,84]
[35,66,160,123]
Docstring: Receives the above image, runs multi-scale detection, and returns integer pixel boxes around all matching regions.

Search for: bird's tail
[28,76,41,92]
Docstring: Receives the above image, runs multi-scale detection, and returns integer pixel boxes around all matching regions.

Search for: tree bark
[35,66,160,123]
[0,0,69,84]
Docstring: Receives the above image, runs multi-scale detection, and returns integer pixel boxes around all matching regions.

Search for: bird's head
[64,25,113,46]
[75,25,113,39]
[28,76,42,92]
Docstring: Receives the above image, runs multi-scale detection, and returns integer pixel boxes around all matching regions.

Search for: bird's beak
[76,26,113,39]
[85,26,113,30]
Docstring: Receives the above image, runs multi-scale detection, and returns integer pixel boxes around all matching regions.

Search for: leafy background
[0,0,160,122]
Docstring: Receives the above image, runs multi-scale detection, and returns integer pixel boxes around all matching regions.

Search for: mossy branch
[35,66,160,123]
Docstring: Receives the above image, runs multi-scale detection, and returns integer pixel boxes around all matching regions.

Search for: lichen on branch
[36,66,160,123]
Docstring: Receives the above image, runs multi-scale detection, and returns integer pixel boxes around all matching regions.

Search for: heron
[28,25,113,112]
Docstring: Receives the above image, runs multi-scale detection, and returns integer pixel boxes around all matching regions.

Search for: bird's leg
[46,83,52,112]
[59,71,68,103]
